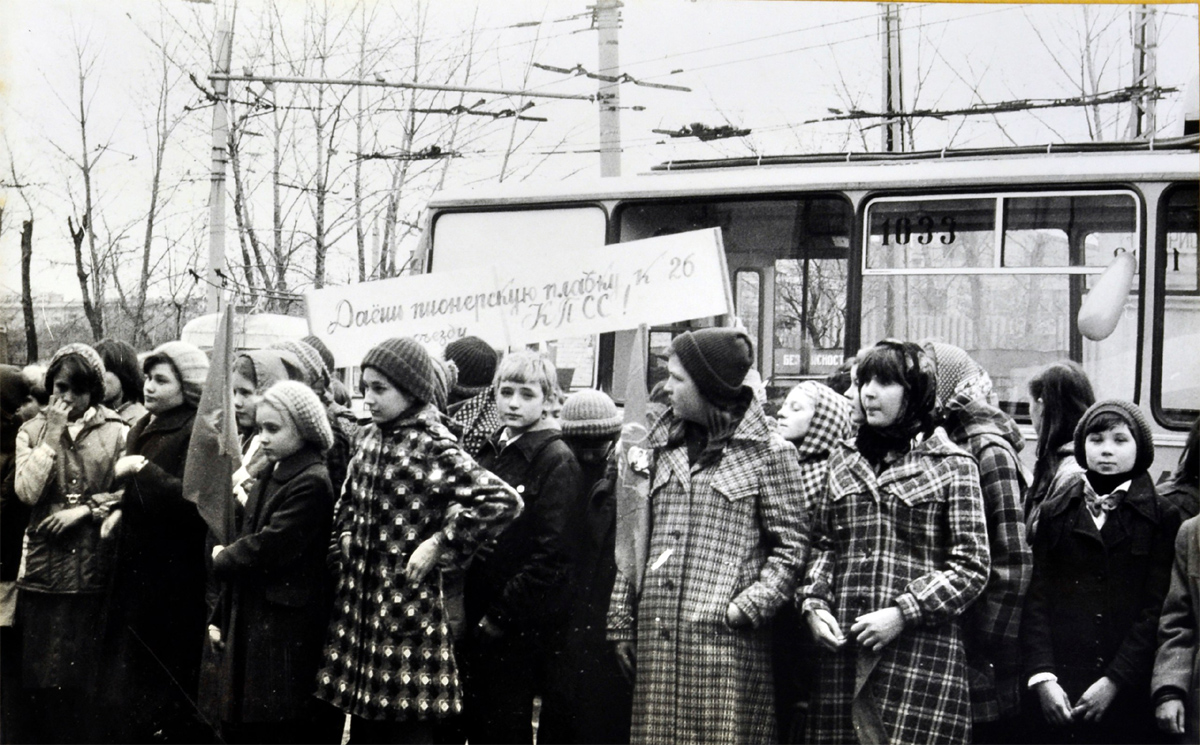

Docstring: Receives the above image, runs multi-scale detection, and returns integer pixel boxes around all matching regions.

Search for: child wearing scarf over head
[1021,400,1182,744]
[774,381,852,742]
[799,340,990,744]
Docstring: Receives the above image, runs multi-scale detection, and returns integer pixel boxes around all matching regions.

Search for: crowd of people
[0,329,1197,745]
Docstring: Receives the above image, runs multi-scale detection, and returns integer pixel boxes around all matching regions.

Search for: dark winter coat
[1152,515,1200,741]
[314,404,521,723]
[95,406,210,739]
[607,399,809,744]
[206,448,334,724]
[1026,442,1083,541]
[468,427,583,634]
[942,394,1032,722]
[800,428,990,745]
[1022,473,1181,743]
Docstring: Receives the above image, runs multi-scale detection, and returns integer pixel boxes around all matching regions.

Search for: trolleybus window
[1156,184,1199,426]
[615,197,852,394]
[863,191,1139,419]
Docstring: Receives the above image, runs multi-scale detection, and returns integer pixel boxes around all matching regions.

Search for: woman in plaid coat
[607,328,809,744]
[800,340,990,744]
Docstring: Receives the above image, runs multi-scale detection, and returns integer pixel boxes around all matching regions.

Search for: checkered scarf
[791,381,853,508]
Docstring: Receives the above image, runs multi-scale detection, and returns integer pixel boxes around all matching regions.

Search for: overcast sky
[2,0,1197,301]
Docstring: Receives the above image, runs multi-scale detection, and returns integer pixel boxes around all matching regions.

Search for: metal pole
[880,3,903,152]
[208,73,593,101]
[207,20,232,313]
[595,0,622,177]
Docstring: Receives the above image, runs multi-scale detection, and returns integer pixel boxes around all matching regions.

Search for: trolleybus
[420,137,1200,477]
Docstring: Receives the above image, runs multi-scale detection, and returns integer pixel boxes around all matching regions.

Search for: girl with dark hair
[1025,361,1095,538]
[14,344,126,743]
[94,338,148,427]
[95,341,212,743]
[800,340,990,744]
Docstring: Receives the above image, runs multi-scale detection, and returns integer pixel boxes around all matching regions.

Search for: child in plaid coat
[800,340,990,744]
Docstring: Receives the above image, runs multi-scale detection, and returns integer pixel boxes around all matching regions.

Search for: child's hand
[1155,699,1186,735]
[725,602,750,628]
[404,535,445,584]
[43,397,71,441]
[37,505,90,537]
[207,624,224,651]
[1034,679,1074,726]
[212,545,225,561]
[805,608,846,651]
[851,607,905,653]
[114,455,148,479]
[340,533,351,559]
[614,641,636,682]
[100,509,122,540]
[1072,676,1118,723]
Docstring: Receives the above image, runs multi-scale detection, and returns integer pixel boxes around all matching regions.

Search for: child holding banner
[314,337,521,744]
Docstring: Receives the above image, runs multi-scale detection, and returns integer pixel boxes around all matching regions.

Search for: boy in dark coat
[461,351,584,744]
[1022,399,1182,744]
[207,381,339,744]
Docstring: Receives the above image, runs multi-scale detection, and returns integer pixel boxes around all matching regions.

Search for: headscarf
[854,340,937,467]
[236,349,304,395]
[922,340,993,410]
[790,381,853,508]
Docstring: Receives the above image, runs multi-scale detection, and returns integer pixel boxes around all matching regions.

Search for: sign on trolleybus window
[304,228,733,365]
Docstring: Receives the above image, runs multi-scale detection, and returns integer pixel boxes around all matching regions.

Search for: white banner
[305,228,732,367]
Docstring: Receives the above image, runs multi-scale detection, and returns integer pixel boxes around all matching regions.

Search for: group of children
[0,328,1197,745]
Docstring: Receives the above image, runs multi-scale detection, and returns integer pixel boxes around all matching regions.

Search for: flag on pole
[614,324,652,593]
[183,301,239,545]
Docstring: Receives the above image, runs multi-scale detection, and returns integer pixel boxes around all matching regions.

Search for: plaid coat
[607,399,809,744]
[314,404,521,722]
[942,394,1032,722]
[800,428,990,745]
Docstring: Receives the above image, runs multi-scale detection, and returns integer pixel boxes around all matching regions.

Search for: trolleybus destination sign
[304,228,733,366]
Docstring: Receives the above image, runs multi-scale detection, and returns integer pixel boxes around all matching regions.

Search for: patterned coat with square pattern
[314,405,521,722]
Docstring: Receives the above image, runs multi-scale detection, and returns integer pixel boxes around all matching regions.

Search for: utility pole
[595,0,622,177]
[207,20,233,313]
[879,3,904,152]
[1127,5,1158,139]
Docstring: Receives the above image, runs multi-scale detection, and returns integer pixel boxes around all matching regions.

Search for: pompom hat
[144,341,210,408]
[445,336,499,395]
[1074,399,1155,475]
[361,337,438,406]
[261,380,334,452]
[669,328,754,405]
[560,389,622,438]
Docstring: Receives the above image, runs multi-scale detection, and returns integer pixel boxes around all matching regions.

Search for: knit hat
[302,335,336,374]
[361,337,438,405]
[922,341,988,408]
[261,380,334,452]
[0,365,31,419]
[430,358,459,413]
[668,328,754,405]
[47,343,107,401]
[1074,399,1155,475]
[144,341,210,408]
[445,336,499,396]
[560,389,622,438]
[272,340,330,390]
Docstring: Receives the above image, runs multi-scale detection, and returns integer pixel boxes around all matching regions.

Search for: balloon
[1078,249,1136,341]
